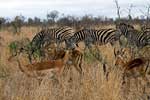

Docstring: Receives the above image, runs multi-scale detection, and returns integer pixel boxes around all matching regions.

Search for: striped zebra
[141,25,150,33]
[29,26,75,62]
[31,26,74,49]
[88,28,120,46]
[66,28,120,49]
[117,23,150,48]
[66,28,121,76]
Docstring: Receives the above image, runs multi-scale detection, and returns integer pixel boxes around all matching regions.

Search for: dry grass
[0,26,150,100]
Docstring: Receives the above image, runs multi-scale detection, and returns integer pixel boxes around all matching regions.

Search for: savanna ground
[0,25,150,100]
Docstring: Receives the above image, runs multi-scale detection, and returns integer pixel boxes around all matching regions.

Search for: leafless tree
[146,5,150,26]
[139,4,150,27]
[114,0,121,20]
[127,4,134,21]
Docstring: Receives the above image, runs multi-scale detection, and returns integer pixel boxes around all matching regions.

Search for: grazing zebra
[31,26,74,49]
[66,28,121,76]
[117,23,150,48]
[29,26,75,62]
[66,28,120,49]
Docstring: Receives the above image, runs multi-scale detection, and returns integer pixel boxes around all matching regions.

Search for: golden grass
[0,26,150,100]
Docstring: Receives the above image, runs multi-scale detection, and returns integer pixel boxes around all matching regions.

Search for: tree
[0,17,6,30]
[127,4,134,21]
[33,17,41,25]
[139,4,150,27]
[11,15,25,33]
[146,5,150,26]
[80,15,93,27]
[114,0,121,20]
[47,10,59,23]
[27,18,34,26]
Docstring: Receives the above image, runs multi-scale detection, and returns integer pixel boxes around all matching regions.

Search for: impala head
[114,48,132,67]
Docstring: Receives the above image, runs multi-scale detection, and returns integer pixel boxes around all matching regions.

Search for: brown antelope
[48,47,84,75]
[21,50,70,77]
[115,48,150,76]
[8,49,69,78]
[114,48,150,85]
[68,48,83,75]
[8,47,84,78]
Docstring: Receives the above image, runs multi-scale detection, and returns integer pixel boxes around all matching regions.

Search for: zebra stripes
[66,29,90,49]
[117,23,150,48]
[28,23,149,63]
[29,26,75,62]
[141,25,150,46]
[141,25,150,38]
[31,26,74,49]
[67,28,120,49]
[88,28,120,46]
[116,23,134,37]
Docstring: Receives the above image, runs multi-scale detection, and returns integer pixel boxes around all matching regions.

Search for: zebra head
[116,23,134,37]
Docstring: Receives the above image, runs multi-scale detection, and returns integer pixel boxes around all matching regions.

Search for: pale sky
[0,0,149,19]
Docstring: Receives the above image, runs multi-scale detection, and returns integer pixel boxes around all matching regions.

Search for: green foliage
[8,38,31,57]
[83,48,106,64]
[84,50,97,63]
[8,41,18,56]
[9,42,17,50]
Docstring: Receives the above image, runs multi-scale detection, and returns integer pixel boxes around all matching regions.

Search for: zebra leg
[90,47,108,78]
[102,63,110,81]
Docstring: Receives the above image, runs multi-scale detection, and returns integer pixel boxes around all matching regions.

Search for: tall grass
[0,26,150,100]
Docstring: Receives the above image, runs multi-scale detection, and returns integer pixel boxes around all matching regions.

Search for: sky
[0,0,149,19]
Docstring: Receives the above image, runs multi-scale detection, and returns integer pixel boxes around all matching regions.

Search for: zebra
[116,22,150,58]
[66,28,121,78]
[117,22,150,48]
[29,26,75,62]
[66,28,121,64]
[66,28,121,49]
